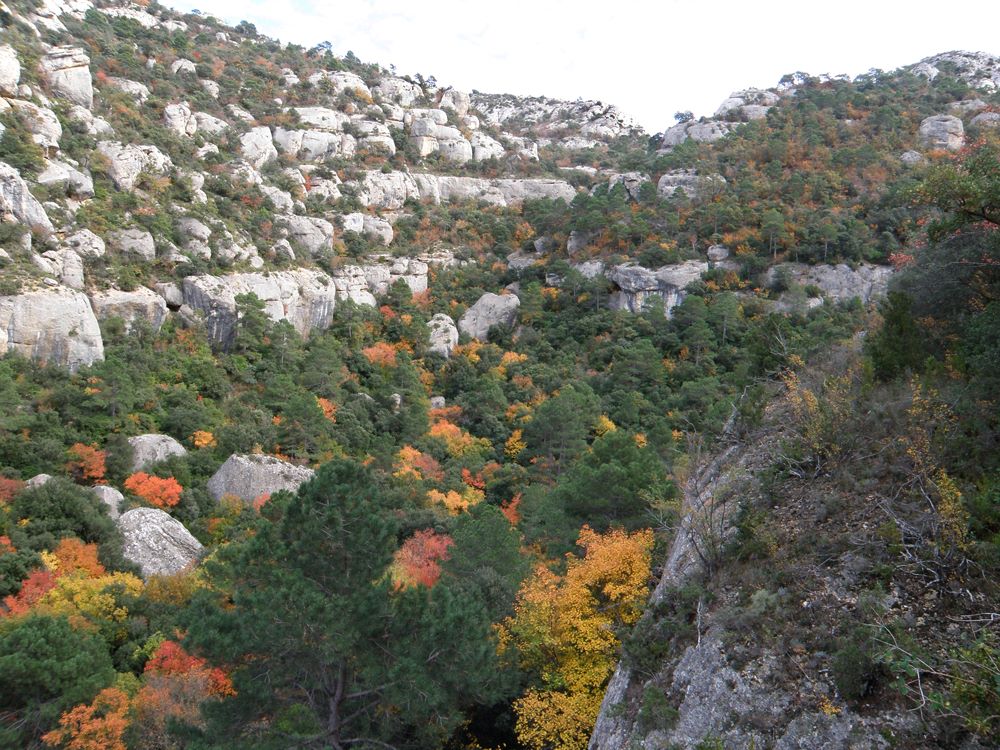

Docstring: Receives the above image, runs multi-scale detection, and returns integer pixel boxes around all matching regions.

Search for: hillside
[0,1,998,749]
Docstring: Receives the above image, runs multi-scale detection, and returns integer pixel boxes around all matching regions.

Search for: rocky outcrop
[661,119,732,148]
[471,93,640,142]
[106,77,150,103]
[39,46,93,109]
[607,261,707,314]
[108,228,156,262]
[281,215,334,256]
[0,162,54,231]
[240,126,278,168]
[128,434,187,471]
[767,262,892,304]
[37,159,93,197]
[4,99,62,152]
[458,292,520,340]
[971,111,1000,129]
[181,269,338,347]
[89,288,168,333]
[373,77,423,106]
[96,142,173,191]
[92,485,123,519]
[408,173,576,207]
[355,170,420,209]
[657,170,724,200]
[0,45,20,96]
[427,313,458,357]
[0,286,103,370]
[607,172,649,201]
[118,507,203,578]
[207,453,315,502]
[918,114,964,151]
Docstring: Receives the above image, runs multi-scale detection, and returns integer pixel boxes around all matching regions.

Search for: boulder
[0,162,54,231]
[356,170,420,209]
[362,215,393,245]
[63,228,105,258]
[42,248,84,289]
[427,313,458,357]
[26,474,53,488]
[193,112,228,136]
[373,76,423,106]
[918,114,964,151]
[239,126,277,168]
[438,87,470,117]
[92,485,124,520]
[68,105,114,137]
[471,132,505,161]
[39,46,93,109]
[200,79,220,98]
[89,288,168,333]
[0,45,20,96]
[281,215,334,256]
[36,159,93,197]
[96,141,173,192]
[971,111,1000,129]
[307,70,371,99]
[109,228,156,262]
[207,453,315,502]
[128,434,187,471]
[657,170,724,200]
[607,261,707,314]
[118,508,203,578]
[608,172,649,201]
[900,150,926,166]
[170,58,197,76]
[707,245,730,262]
[5,100,62,152]
[0,286,103,370]
[106,77,150,103]
[181,269,338,347]
[292,106,349,131]
[458,292,520,341]
[163,102,197,136]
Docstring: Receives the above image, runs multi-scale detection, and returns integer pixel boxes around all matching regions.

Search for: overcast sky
[169,0,1000,133]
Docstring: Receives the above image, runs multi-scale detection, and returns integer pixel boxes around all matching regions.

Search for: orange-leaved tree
[498,526,654,750]
[391,529,454,589]
[42,687,130,750]
[124,473,183,508]
[66,443,106,484]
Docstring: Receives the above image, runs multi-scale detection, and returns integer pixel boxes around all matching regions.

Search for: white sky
[168,0,1000,133]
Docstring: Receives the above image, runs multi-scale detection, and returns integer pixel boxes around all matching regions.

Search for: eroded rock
[207,453,315,502]
[118,508,203,578]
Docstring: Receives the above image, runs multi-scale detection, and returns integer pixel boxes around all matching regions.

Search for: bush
[832,636,880,701]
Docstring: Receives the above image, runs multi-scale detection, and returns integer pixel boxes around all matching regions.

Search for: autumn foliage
[66,443,106,484]
[124,473,183,508]
[499,526,654,750]
[392,530,454,589]
[42,687,130,750]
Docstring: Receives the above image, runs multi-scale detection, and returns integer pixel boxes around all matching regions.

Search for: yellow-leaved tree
[498,526,654,750]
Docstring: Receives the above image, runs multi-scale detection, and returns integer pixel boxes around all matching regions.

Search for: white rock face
[118,508,203,578]
[240,126,278,168]
[471,132,505,161]
[608,172,650,201]
[661,119,732,148]
[170,58,197,76]
[427,313,459,357]
[68,105,113,137]
[274,128,355,161]
[194,112,228,136]
[37,159,93,197]
[373,76,423,106]
[0,45,20,96]
[207,453,315,502]
[458,292,520,341]
[307,70,371,99]
[106,77,150,102]
[109,228,156,262]
[5,99,63,152]
[437,137,473,162]
[40,46,93,109]
[0,162,54,231]
[90,288,168,333]
[200,79,220,98]
[96,141,173,191]
[606,261,708,314]
[92,485,124,520]
[182,269,339,347]
[657,170,725,201]
[100,6,158,27]
[63,228,105,258]
[292,106,350,131]
[41,248,84,289]
[766,263,892,304]
[164,102,197,136]
[281,215,334,256]
[128,433,188,471]
[971,111,1000,128]
[918,114,965,151]
[408,173,576,207]
[472,93,639,141]
[438,87,471,117]
[911,51,1000,90]
[356,170,420,209]
[0,286,103,370]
